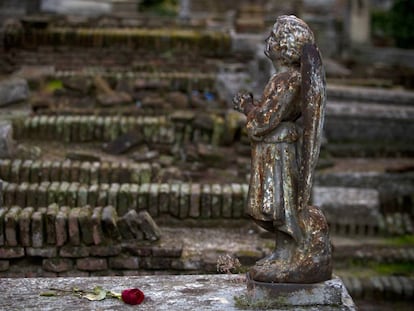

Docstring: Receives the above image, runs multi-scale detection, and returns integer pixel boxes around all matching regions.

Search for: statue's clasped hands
[233,92,253,115]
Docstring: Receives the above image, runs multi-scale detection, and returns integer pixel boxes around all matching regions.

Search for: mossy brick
[149,183,159,217]
[137,210,161,241]
[85,116,95,141]
[31,207,47,247]
[78,116,89,142]
[138,183,150,210]
[99,162,110,183]
[46,116,57,139]
[26,247,57,257]
[90,162,100,184]
[102,206,120,240]
[109,116,121,140]
[47,182,60,205]
[56,182,70,206]
[179,183,190,219]
[38,115,49,138]
[79,162,91,184]
[16,182,29,207]
[222,184,233,218]
[129,163,141,184]
[56,115,65,140]
[91,207,104,245]
[26,184,37,207]
[56,206,70,247]
[139,163,152,183]
[68,207,81,245]
[4,182,16,206]
[0,159,11,180]
[78,206,93,245]
[97,183,109,206]
[189,183,201,218]
[10,159,22,183]
[46,203,59,244]
[36,182,50,207]
[211,115,225,145]
[87,184,99,207]
[169,184,180,217]
[211,184,222,218]
[118,183,131,216]
[29,115,40,139]
[152,245,183,258]
[30,160,41,183]
[141,257,173,270]
[0,247,24,258]
[201,184,212,218]
[43,258,73,273]
[20,160,33,182]
[77,258,108,271]
[70,161,80,182]
[60,245,90,258]
[109,256,139,270]
[119,162,130,183]
[0,208,7,245]
[19,207,34,246]
[129,184,139,210]
[117,214,134,240]
[107,183,120,207]
[40,160,52,182]
[94,116,105,140]
[67,182,79,206]
[5,206,21,246]
[50,161,62,182]
[231,183,244,218]
[77,184,89,207]
[123,210,144,240]
[103,117,112,141]
[71,115,81,141]
[89,245,122,257]
[61,160,71,181]
[158,183,170,214]
[109,162,121,183]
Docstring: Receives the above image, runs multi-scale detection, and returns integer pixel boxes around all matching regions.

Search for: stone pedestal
[246,273,356,310]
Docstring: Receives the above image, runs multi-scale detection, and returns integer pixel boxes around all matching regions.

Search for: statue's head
[265,15,315,65]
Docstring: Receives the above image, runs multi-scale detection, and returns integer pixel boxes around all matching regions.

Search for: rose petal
[121,288,145,305]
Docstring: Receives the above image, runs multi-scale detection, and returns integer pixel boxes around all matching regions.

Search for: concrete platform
[0,274,356,310]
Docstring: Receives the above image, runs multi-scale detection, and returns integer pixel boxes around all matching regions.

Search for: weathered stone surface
[26,247,57,258]
[89,245,122,257]
[0,78,29,106]
[60,246,90,258]
[31,208,46,248]
[43,258,73,273]
[108,256,139,270]
[19,207,34,247]
[101,205,119,240]
[5,206,21,246]
[46,203,59,245]
[55,206,70,247]
[137,210,161,241]
[0,247,24,258]
[68,208,81,245]
[0,122,15,158]
[79,206,94,245]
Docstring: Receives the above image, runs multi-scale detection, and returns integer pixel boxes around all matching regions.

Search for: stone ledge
[0,274,356,311]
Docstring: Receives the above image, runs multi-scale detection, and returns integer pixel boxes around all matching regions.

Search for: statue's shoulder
[269,69,301,90]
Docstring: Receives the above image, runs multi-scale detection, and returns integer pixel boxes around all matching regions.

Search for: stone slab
[0,274,356,310]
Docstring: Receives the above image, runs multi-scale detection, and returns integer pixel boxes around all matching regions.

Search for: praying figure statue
[234,15,332,284]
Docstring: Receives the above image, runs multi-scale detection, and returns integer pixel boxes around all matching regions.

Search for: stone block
[77,258,108,271]
[31,208,46,248]
[118,183,131,216]
[90,162,100,184]
[10,159,22,183]
[47,182,59,205]
[30,160,41,183]
[0,260,9,271]
[0,247,24,259]
[79,162,91,184]
[0,78,29,106]
[67,182,79,207]
[0,159,11,180]
[56,182,70,206]
[19,207,34,247]
[87,184,99,207]
[189,183,201,218]
[0,208,6,246]
[109,256,139,270]
[141,257,173,270]
[97,184,109,206]
[152,245,183,258]
[107,183,120,207]
[179,183,190,219]
[99,162,110,183]
[211,184,222,218]
[222,184,233,218]
[5,206,21,246]
[137,210,161,241]
[91,207,104,245]
[61,160,71,181]
[129,184,139,210]
[40,160,52,182]
[37,182,50,207]
[70,161,80,182]
[26,183,38,207]
[109,162,121,183]
[55,206,70,247]
[20,160,32,182]
[15,183,28,207]
[89,245,122,257]
[78,206,93,245]
[101,206,120,240]
[158,183,170,214]
[117,215,134,240]
[43,258,73,273]
[77,184,89,207]
[231,183,244,218]
[68,208,81,245]
[46,203,59,245]
[50,161,61,182]
[60,246,90,258]
[169,183,180,218]
[26,247,57,258]
[138,183,150,211]
[201,184,212,218]
[148,183,159,217]
[4,183,16,207]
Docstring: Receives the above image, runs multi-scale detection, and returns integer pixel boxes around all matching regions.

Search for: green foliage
[45,79,63,92]
[390,0,414,48]
[373,262,414,276]
[385,234,414,246]
[234,294,287,310]
[140,0,177,16]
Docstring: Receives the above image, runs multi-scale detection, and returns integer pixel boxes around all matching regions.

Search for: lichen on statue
[233,15,332,284]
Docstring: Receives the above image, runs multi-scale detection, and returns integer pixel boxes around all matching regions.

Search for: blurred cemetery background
[0,0,413,310]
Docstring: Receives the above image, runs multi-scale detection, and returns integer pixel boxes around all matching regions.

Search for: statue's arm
[246,71,300,138]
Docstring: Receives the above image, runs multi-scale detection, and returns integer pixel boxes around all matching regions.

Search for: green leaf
[40,291,57,297]
[84,286,107,301]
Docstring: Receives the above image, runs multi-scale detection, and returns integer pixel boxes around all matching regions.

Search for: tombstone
[233,15,356,309]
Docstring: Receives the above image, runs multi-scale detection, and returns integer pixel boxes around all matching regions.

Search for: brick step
[342,276,414,301]
[0,182,248,220]
[0,159,156,184]
[13,113,227,146]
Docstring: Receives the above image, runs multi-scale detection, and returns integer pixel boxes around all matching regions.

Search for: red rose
[121,288,145,305]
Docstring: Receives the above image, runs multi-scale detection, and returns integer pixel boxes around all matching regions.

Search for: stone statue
[233,15,332,284]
